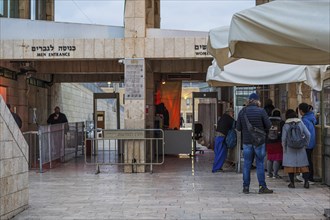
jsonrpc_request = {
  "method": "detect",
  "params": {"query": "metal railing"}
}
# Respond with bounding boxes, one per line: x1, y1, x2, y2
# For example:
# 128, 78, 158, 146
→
85, 129, 165, 173
23, 122, 84, 172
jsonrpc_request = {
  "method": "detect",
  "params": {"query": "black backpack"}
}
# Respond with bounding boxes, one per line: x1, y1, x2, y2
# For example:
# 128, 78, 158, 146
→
286, 122, 308, 149
268, 118, 281, 141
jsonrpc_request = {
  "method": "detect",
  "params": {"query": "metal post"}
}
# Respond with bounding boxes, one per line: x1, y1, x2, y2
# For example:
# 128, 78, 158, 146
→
38, 129, 43, 173
48, 126, 52, 169
75, 122, 78, 157
62, 123, 65, 162
150, 139, 153, 174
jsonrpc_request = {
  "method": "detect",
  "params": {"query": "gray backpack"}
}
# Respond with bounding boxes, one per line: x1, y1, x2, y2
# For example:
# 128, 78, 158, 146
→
286, 122, 308, 149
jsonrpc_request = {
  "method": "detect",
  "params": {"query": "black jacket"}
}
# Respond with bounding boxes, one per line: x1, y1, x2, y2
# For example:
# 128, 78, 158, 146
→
47, 112, 68, 124
236, 104, 271, 144
216, 113, 235, 136
12, 112, 22, 129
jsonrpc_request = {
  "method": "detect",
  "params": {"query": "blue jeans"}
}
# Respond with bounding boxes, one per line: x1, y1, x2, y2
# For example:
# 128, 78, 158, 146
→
243, 144, 267, 188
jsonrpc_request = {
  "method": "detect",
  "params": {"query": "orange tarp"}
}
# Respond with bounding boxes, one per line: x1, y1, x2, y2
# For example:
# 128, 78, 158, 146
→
159, 82, 182, 129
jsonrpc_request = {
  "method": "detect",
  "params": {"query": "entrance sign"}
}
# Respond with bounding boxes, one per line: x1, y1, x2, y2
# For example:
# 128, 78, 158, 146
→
124, 58, 145, 100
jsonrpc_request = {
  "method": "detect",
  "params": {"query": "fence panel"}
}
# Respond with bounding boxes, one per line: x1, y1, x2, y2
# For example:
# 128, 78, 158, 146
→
85, 129, 164, 173
23, 122, 85, 172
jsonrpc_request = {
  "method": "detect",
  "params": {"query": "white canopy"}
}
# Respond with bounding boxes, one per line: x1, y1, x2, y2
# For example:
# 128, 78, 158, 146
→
207, 26, 236, 69
206, 59, 329, 91
228, 1, 330, 65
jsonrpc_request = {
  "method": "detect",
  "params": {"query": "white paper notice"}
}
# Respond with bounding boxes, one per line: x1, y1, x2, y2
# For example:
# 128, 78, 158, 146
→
124, 59, 145, 100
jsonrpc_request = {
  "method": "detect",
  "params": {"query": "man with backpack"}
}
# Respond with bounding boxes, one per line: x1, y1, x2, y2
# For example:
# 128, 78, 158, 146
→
236, 93, 273, 194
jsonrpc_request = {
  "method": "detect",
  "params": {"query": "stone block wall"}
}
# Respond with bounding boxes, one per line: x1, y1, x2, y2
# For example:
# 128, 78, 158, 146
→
0, 96, 29, 219
314, 126, 323, 178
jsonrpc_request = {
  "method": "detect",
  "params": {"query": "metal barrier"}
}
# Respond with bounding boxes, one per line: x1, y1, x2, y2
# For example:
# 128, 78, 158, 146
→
23, 131, 39, 169
85, 129, 164, 173
23, 122, 84, 172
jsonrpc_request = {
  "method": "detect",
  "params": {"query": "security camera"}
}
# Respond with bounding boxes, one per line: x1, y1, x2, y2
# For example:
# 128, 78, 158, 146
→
118, 59, 124, 64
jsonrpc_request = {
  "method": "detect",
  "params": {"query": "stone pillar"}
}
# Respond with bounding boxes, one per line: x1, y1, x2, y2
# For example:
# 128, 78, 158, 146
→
146, 0, 160, 28
287, 82, 313, 112
46, 0, 55, 21
123, 59, 146, 173
17, 77, 28, 131
124, 0, 146, 173
18, 0, 30, 19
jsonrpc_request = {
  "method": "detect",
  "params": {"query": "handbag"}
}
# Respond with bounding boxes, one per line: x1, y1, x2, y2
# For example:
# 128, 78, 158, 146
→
225, 121, 237, 149
243, 111, 266, 147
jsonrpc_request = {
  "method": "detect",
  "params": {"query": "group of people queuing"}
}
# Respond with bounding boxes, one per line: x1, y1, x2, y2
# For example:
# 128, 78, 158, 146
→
212, 93, 317, 194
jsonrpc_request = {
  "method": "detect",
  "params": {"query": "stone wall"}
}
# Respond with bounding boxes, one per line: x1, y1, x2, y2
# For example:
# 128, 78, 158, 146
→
0, 96, 29, 219
314, 126, 323, 178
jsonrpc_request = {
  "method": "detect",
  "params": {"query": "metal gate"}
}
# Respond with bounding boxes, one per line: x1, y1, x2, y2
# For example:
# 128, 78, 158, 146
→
85, 129, 164, 173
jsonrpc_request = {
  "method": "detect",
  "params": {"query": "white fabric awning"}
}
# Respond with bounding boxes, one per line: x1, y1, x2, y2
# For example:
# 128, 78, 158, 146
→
228, 1, 330, 65
206, 59, 329, 91
207, 26, 237, 69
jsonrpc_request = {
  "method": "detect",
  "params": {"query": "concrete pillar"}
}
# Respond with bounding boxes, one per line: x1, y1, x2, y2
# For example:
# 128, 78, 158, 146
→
124, 0, 146, 172
17, 77, 28, 131
287, 82, 313, 113
123, 58, 146, 173
146, 0, 160, 28
46, 0, 54, 21
18, 0, 30, 19
287, 83, 299, 110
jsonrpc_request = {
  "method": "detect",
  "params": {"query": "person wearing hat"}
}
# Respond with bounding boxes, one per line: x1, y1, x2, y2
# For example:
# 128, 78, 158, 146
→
236, 93, 273, 194
212, 108, 235, 173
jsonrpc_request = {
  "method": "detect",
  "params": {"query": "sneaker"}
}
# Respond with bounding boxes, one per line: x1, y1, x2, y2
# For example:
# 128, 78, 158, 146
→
308, 179, 315, 185
296, 174, 304, 182
267, 173, 273, 178
273, 174, 282, 179
304, 181, 310, 189
212, 168, 224, 173
288, 182, 295, 188
259, 186, 273, 194
243, 187, 249, 194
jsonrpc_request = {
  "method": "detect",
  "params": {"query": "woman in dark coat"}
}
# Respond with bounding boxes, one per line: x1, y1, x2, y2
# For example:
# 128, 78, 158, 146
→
281, 109, 310, 189
212, 108, 235, 173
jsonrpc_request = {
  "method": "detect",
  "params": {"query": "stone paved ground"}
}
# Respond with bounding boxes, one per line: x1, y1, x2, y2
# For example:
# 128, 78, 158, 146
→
13, 150, 330, 220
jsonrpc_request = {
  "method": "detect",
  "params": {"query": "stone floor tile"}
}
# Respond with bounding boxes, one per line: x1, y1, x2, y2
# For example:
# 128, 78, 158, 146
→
11, 150, 330, 220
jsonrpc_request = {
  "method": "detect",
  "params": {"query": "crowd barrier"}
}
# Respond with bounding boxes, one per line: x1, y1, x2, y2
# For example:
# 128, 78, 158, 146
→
23, 122, 84, 172
85, 129, 164, 173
